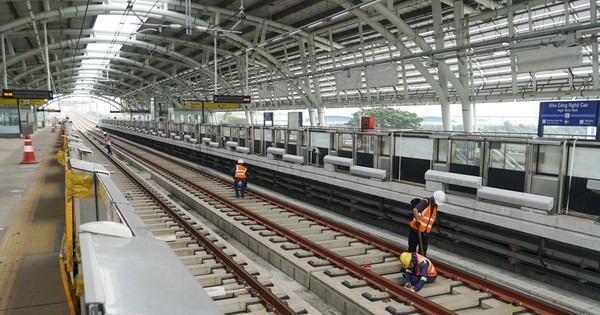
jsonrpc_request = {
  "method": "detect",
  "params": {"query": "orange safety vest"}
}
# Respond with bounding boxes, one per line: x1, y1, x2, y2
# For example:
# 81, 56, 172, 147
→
234, 165, 247, 179
414, 253, 437, 277
409, 198, 437, 234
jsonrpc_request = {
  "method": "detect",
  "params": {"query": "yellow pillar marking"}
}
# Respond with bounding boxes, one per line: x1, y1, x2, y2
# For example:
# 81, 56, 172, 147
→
0, 135, 63, 314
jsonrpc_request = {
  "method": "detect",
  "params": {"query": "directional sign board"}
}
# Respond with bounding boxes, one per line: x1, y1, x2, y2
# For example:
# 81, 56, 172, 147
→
213, 95, 251, 104
183, 101, 241, 109
539, 101, 598, 126
2, 89, 53, 100
36, 107, 61, 112
538, 100, 600, 139
110, 109, 150, 113
0, 99, 45, 106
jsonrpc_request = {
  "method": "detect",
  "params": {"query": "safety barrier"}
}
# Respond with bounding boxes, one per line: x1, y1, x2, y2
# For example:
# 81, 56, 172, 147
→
202, 137, 211, 145
477, 187, 554, 212
424, 170, 482, 191
209, 142, 220, 148
323, 155, 353, 172
236, 146, 250, 154
350, 165, 386, 180
225, 141, 239, 151
267, 147, 285, 160
282, 154, 304, 164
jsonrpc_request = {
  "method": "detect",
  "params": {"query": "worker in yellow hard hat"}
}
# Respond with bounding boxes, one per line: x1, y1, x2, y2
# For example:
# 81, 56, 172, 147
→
400, 252, 437, 293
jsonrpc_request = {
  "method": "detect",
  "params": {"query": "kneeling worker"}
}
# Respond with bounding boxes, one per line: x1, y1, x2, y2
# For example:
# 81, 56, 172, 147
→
400, 252, 437, 293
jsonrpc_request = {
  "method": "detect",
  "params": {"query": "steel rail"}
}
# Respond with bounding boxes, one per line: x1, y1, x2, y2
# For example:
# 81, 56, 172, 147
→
111, 133, 573, 315
112, 141, 454, 315
251, 191, 574, 315
83, 131, 297, 315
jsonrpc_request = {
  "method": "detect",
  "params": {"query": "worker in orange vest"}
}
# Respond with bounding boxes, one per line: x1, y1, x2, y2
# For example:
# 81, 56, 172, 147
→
408, 190, 445, 256
231, 159, 248, 198
400, 252, 437, 293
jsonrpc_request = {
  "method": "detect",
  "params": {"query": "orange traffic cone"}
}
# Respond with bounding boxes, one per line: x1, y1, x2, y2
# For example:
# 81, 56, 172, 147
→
20, 134, 39, 164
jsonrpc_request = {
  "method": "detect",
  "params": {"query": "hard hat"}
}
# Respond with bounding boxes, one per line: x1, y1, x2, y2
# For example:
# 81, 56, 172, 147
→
400, 252, 413, 268
433, 190, 445, 206
103, 132, 106, 135
237, 159, 244, 164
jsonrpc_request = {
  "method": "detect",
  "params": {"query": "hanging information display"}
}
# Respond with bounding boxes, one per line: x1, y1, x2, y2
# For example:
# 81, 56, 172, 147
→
2, 89, 53, 100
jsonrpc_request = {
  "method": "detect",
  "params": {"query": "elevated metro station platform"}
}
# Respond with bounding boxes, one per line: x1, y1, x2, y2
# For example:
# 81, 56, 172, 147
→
0, 128, 68, 315
2, 119, 600, 314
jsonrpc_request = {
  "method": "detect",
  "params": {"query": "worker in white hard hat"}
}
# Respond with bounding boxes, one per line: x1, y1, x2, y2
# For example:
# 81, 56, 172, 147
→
407, 190, 445, 256
399, 252, 437, 293
230, 159, 249, 198
103, 132, 112, 155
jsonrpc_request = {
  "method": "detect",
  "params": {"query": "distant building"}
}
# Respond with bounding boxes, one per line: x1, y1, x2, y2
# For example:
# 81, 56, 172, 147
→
325, 115, 352, 126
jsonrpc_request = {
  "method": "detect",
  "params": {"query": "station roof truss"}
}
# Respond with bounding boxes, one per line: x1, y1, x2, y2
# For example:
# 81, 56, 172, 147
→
0, 0, 598, 111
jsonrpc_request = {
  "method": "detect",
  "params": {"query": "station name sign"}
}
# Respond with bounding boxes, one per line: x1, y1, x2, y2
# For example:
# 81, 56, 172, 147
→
2, 89, 53, 100
538, 100, 600, 140
539, 101, 598, 126
213, 95, 251, 104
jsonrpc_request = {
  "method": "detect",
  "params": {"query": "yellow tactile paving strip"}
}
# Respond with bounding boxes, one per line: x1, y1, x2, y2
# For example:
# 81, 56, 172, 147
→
0, 136, 64, 314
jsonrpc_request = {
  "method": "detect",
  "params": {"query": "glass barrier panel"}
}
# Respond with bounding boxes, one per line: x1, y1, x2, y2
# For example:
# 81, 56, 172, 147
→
310, 132, 330, 148
223, 127, 231, 137
570, 146, 600, 180
339, 133, 353, 150
264, 130, 273, 142
357, 134, 375, 153
437, 139, 448, 163
288, 130, 298, 144
451, 140, 481, 166
395, 136, 432, 159
536, 144, 561, 175
380, 135, 391, 155
489, 142, 526, 171
276, 129, 285, 143
255, 129, 262, 140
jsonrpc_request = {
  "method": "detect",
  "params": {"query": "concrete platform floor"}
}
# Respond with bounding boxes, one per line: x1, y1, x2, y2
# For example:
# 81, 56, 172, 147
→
0, 127, 69, 315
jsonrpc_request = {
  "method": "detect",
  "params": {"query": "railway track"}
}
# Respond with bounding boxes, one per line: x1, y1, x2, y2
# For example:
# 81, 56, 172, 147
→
71, 117, 316, 315
83, 121, 575, 315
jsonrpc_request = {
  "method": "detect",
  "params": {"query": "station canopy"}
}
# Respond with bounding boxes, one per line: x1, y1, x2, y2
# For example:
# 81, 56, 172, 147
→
0, 0, 598, 112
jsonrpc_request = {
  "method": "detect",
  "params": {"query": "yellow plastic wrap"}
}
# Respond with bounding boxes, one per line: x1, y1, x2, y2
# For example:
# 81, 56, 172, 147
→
58, 235, 78, 315
57, 150, 66, 166
74, 274, 84, 297
66, 169, 94, 198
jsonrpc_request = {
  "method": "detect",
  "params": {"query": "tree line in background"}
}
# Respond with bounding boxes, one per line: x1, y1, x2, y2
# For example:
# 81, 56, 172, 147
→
349, 107, 590, 136
222, 107, 591, 137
